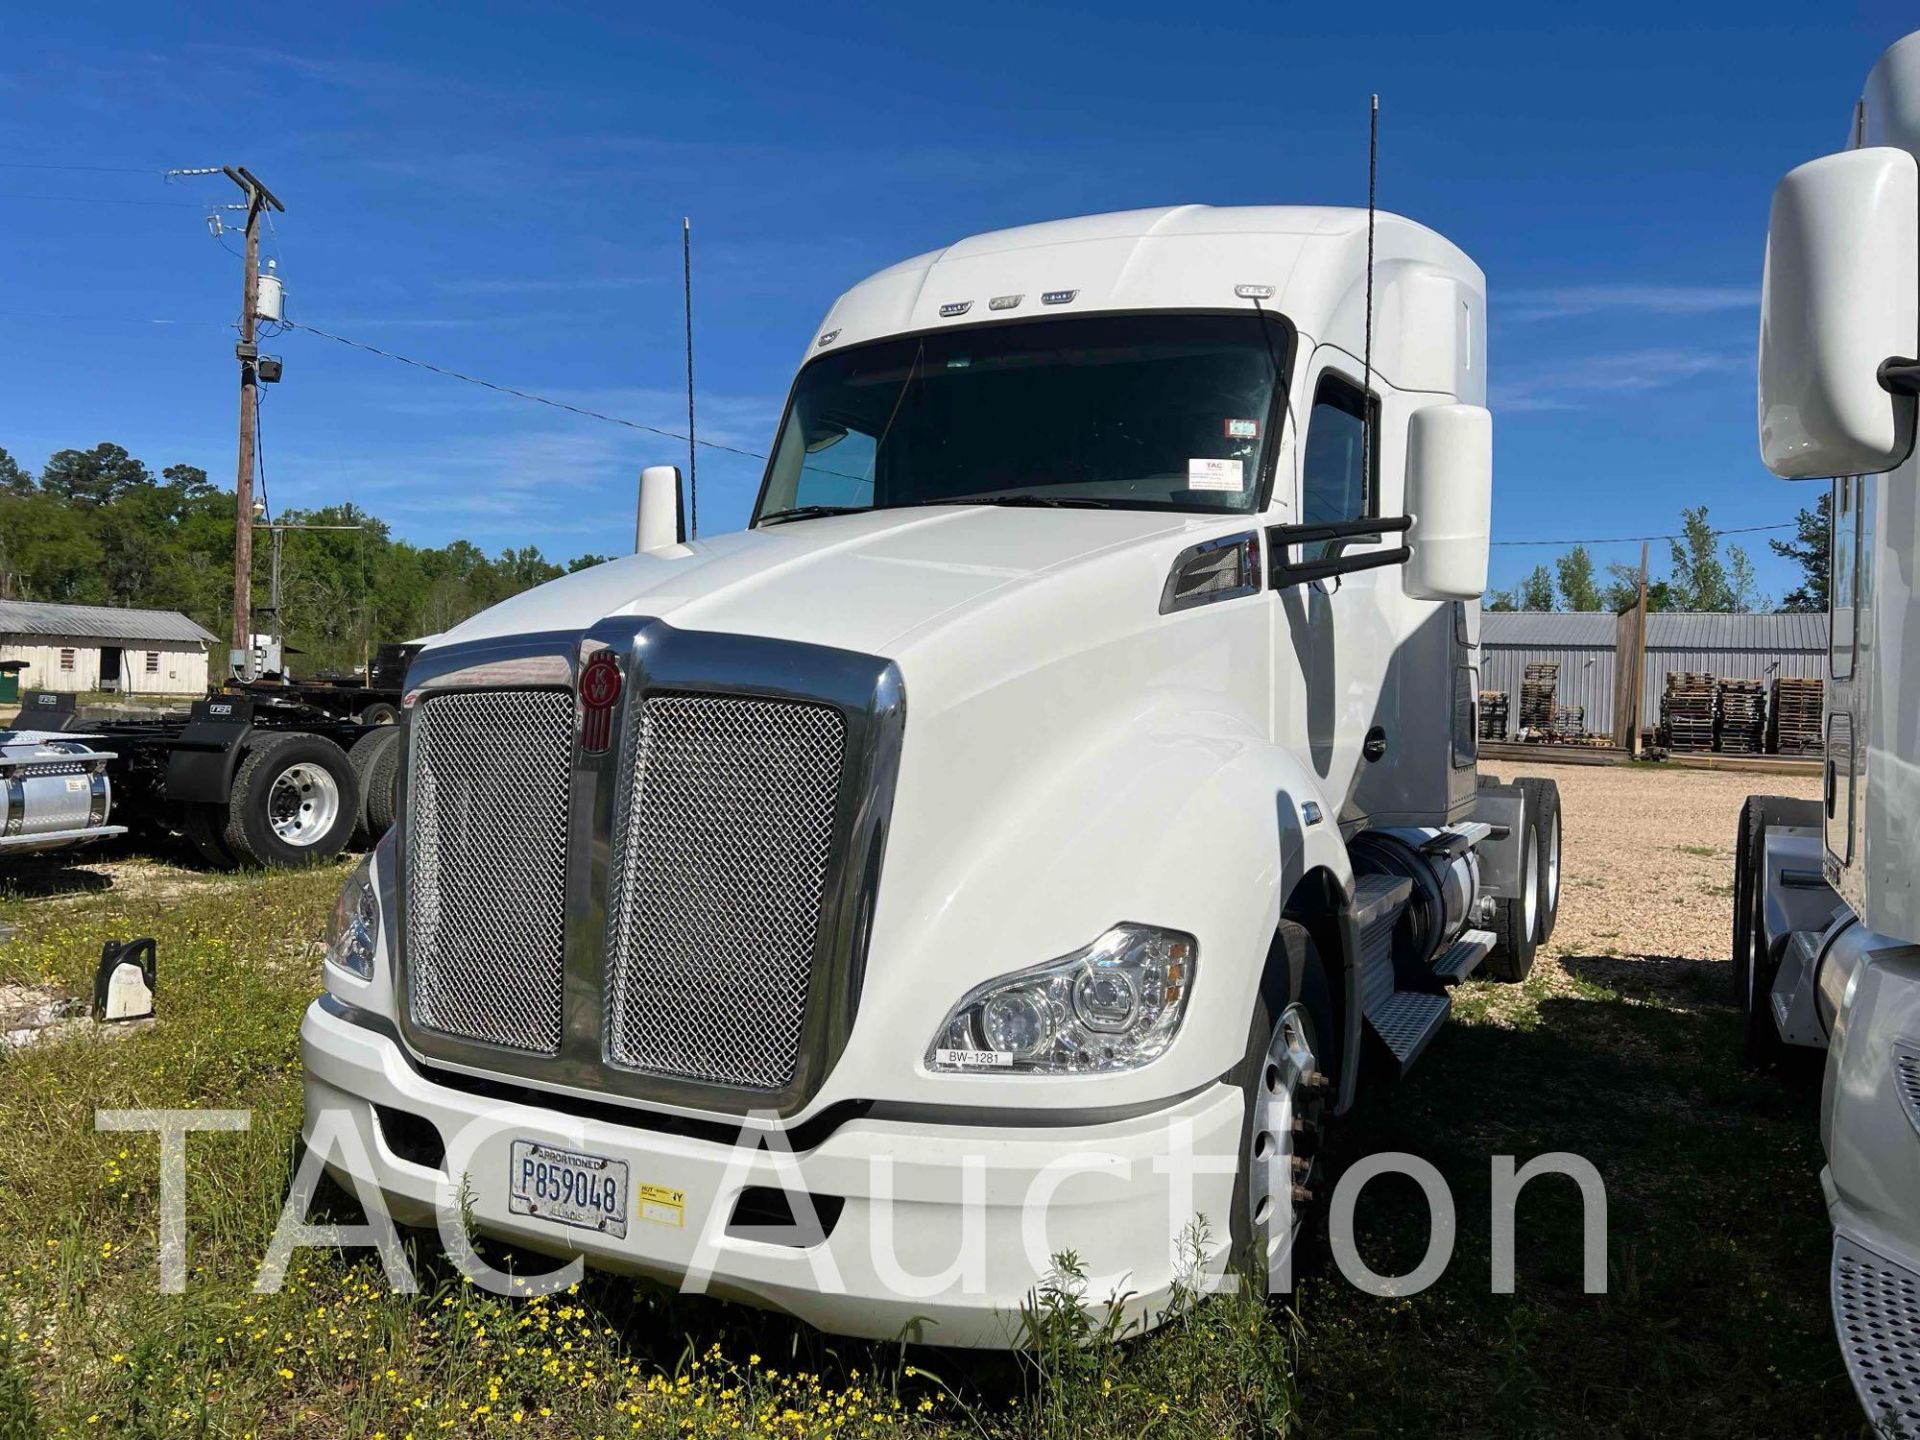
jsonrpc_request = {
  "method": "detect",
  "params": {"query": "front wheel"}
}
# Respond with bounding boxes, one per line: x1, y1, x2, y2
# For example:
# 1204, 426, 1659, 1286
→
1229, 922, 1335, 1296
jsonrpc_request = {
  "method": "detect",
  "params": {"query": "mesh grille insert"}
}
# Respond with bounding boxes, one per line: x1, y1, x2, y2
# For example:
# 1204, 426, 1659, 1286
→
1833, 1236, 1920, 1432
606, 693, 846, 1090
405, 689, 572, 1053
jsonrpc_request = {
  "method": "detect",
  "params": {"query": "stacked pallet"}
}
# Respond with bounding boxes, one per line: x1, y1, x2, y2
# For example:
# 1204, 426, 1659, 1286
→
1519, 662, 1559, 733
1660, 671, 1718, 752
1479, 691, 1510, 742
1769, 676, 1825, 755
1717, 678, 1767, 754
1552, 704, 1587, 739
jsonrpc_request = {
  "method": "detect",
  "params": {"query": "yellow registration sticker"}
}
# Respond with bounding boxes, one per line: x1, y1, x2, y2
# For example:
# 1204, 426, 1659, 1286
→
638, 1182, 685, 1228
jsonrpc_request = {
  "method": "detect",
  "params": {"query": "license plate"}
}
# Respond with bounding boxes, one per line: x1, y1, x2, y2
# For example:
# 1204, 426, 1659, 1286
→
508, 1140, 629, 1239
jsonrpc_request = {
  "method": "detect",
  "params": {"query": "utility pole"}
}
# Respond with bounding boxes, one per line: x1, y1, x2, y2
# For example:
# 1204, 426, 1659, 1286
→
1631, 540, 1651, 756
256, 519, 364, 676
222, 166, 284, 679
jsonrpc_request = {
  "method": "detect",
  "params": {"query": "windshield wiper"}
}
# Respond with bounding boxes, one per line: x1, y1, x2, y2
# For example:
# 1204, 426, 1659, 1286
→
922, 493, 1116, 510
755, 504, 869, 527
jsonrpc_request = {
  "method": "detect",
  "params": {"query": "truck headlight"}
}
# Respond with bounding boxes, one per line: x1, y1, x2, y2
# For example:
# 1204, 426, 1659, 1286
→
926, 924, 1196, 1074
325, 855, 381, 982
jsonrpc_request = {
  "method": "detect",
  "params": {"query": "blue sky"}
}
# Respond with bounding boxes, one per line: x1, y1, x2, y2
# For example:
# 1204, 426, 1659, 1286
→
0, 1, 1910, 600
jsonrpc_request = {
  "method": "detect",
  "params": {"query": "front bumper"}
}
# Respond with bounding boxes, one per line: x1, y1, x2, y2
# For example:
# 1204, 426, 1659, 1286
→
301, 999, 1242, 1347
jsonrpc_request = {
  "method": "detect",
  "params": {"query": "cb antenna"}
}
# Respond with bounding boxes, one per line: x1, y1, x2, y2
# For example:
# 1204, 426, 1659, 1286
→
682, 216, 698, 539
1363, 93, 1378, 490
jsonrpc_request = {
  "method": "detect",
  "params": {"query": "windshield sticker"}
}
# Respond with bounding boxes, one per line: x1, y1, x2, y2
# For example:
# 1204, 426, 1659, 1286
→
1188, 457, 1245, 493
1224, 418, 1259, 440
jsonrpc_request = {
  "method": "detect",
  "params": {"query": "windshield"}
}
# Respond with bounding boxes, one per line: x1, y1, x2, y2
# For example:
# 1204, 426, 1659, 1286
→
753, 311, 1289, 523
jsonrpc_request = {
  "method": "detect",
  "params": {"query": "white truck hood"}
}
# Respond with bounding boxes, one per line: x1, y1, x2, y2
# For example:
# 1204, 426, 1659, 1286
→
433, 505, 1218, 661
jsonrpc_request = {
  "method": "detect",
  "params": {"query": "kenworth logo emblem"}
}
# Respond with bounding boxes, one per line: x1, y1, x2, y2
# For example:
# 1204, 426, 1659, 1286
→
579, 651, 623, 755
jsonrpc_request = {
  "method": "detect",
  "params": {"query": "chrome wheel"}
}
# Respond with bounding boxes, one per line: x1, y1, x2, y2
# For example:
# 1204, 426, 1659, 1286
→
1523, 834, 1540, 943
1546, 810, 1562, 920
267, 762, 342, 847
1248, 1001, 1321, 1290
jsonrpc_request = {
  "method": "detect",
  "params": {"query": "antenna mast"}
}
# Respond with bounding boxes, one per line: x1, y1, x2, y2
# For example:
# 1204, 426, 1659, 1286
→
1363, 94, 1378, 488
682, 216, 698, 539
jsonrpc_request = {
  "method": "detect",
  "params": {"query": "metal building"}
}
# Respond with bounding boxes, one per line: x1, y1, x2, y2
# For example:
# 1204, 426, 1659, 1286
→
1479, 611, 1828, 739
0, 601, 218, 699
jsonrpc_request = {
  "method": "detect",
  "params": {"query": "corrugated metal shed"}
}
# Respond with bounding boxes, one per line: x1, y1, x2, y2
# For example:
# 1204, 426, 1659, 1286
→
1479, 610, 1829, 740
0, 601, 218, 646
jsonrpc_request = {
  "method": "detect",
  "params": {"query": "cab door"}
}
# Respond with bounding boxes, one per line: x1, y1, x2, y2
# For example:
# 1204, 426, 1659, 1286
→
1274, 347, 1401, 815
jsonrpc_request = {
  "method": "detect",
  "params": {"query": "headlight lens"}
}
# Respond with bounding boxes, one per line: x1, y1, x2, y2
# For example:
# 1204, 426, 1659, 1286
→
325, 856, 381, 981
926, 924, 1196, 1074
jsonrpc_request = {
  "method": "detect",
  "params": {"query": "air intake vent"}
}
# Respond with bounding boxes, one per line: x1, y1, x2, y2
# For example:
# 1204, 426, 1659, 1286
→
606, 694, 846, 1090
1896, 1049, 1920, 1138
405, 689, 572, 1053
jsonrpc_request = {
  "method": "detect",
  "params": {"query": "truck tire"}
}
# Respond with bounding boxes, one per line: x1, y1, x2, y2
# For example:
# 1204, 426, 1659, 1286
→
359, 701, 399, 727
346, 728, 399, 843
1484, 812, 1540, 982
179, 801, 238, 870
365, 729, 402, 840
1733, 794, 1821, 1067
1229, 921, 1335, 1294
1516, 777, 1562, 943
221, 731, 360, 869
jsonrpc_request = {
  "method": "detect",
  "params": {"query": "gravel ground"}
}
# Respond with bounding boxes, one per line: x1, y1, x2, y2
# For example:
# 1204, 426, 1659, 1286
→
1482, 759, 1822, 1006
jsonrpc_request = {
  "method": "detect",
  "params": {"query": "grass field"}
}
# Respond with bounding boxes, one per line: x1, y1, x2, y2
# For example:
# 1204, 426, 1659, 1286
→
0, 762, 1865, 1438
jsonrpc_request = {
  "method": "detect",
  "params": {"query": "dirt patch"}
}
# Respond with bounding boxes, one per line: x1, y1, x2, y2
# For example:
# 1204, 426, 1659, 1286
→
0, 982, 84, 1051
1487, 759, 1820, 963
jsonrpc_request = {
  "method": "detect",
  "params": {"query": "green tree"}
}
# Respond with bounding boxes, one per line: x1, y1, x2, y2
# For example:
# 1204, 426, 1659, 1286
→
1662, 505, 1763, 612
1602, 560, 1674, 613
0, 435, 608, 674
37, 442, 152, 507
1486, 564, 1554, 611
1518, 564, 1555, 610
1554, 545, 1603, 611
1770, 489, 1831, 613
0, 448, 32, 495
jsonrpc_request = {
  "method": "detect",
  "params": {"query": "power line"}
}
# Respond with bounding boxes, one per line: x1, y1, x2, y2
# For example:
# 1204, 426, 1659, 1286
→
1491, 522, 1793, 548
0, 161, 162, 175
286, 319, 770, 462
0, 191, 215, 208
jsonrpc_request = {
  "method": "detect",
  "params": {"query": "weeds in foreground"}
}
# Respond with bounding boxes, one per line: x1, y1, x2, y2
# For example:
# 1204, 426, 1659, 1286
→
0, 830, 1860, 1438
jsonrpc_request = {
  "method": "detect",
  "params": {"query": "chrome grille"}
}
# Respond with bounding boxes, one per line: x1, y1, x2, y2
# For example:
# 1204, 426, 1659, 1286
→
606, 693, 846, 1090
405, 689, 572, 1053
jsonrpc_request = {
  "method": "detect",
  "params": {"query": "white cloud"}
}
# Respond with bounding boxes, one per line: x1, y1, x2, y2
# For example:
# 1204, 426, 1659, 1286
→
1493, 347, 1746, 413
1504, 284, 1758, 323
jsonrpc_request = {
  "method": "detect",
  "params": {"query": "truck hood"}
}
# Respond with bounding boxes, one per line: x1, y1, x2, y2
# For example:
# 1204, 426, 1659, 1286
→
434, 505, 1222, 661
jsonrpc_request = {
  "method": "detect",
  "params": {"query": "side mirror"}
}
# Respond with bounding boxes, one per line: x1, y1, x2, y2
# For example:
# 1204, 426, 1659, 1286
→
636, 465, 687, 554
1404, 403, 1491, 602
1759, 147, 1919, 479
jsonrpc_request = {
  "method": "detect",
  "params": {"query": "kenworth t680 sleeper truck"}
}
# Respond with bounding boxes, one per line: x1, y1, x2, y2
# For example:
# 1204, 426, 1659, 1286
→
303, 203, 1563, 1345
1733, 30, 1920, 1432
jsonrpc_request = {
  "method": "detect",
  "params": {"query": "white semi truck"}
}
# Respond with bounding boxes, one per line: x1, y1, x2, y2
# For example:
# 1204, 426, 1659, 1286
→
1734, 30, 1920, 1434
302, 203, 1563, 1345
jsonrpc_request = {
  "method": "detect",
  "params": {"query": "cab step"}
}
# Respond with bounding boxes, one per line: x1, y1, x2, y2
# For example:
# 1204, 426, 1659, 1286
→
1365, 990, 1452, 1073
1349, 871, 1451, 1074
1431, 928, 1497, 985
